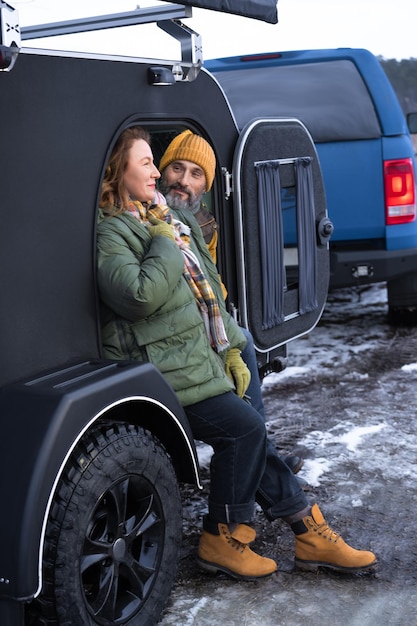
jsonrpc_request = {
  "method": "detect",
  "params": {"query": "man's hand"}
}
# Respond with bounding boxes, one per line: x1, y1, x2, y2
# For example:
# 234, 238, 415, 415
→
225, 348, 251, 398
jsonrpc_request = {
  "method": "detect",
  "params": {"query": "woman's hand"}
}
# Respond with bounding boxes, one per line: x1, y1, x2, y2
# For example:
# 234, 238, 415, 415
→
148, 215, 176, 241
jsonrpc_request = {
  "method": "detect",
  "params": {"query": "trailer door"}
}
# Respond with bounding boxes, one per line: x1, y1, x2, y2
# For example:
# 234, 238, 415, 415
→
232, 118, 332, 358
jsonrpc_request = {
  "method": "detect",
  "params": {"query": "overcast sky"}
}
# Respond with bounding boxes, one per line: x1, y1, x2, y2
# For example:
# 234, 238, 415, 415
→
14, 0, 417, 61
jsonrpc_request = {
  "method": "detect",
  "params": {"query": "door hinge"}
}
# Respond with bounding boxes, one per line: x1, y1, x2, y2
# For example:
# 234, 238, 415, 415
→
222, 167, 232, 200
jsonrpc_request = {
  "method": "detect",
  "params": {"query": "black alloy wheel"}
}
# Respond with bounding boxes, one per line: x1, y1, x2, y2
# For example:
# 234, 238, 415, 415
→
26, 421, 182, 626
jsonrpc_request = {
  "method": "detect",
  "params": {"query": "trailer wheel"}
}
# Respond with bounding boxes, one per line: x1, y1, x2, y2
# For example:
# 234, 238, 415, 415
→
26, 421, 182, 626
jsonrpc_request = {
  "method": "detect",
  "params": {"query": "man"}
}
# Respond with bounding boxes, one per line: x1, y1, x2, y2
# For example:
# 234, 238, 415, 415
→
159, 129, 303, 474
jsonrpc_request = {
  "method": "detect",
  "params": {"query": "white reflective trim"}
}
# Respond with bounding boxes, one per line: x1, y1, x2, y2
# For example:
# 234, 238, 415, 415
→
249, 302, 327, 354
232, 117, 323, 353
35, 395, 201, 597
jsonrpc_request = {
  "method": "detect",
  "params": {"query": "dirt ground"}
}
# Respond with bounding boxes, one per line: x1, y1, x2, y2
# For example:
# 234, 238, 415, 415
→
158, 283, 417, 626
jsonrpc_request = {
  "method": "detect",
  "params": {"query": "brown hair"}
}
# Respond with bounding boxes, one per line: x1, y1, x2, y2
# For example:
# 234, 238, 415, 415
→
100, 126, 151, 215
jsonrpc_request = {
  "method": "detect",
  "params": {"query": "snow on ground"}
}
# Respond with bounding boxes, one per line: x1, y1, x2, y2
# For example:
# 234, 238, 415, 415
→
159, 283, 417, 626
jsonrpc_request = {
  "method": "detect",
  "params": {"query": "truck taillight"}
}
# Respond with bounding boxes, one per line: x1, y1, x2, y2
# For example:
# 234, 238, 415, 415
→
384, 158, 416, 225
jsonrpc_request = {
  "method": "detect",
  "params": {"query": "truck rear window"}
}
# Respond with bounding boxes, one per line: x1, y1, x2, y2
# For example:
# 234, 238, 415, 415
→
214, 60, 381, 143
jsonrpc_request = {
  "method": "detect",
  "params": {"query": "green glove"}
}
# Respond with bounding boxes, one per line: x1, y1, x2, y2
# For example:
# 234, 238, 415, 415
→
148, 215, 175, 241
225, 348, 251, 398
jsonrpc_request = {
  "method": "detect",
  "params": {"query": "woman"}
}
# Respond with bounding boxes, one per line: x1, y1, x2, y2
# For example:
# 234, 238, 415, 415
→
96, 125, 377, 580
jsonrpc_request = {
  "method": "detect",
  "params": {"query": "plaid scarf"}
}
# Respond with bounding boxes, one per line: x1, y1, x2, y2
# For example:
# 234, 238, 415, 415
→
127, 197, 229, 353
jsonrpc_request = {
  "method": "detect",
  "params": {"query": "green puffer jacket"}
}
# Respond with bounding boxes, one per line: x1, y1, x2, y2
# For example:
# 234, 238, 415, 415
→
96, 207, 247, 406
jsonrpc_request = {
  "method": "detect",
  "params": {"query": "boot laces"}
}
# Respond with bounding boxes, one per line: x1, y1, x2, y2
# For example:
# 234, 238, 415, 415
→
225, 533, 247, 553
311, 520, 340, 543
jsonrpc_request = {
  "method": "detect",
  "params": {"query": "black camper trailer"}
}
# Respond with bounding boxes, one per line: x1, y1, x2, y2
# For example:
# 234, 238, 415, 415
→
0, 2, 332, 624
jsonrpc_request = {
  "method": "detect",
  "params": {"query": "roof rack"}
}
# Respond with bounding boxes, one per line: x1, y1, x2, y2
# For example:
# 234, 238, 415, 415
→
1, 2, 203, 80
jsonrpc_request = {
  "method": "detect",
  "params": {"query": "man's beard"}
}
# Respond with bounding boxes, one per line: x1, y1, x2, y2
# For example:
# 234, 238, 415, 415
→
159, 181, 205, 213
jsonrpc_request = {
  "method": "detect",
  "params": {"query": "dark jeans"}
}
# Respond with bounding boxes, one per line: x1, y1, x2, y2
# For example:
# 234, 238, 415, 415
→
185, 391, 308, 527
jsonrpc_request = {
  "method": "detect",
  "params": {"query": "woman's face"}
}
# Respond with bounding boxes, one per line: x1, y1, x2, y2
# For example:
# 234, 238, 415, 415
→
123, 139, 160, 203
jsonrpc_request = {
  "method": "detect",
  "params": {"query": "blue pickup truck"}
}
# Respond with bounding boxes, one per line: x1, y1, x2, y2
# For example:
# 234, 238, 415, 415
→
207, 48, 417, 324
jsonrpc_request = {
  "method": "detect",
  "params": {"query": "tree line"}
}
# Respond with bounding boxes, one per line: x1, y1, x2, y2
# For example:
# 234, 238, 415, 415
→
379, 57, 417, 114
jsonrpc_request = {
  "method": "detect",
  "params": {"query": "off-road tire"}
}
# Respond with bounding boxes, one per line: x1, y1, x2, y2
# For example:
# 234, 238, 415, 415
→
25, 421, 182, 626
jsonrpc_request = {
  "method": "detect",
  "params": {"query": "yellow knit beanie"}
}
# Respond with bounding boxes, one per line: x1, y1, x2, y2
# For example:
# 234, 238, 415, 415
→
159, 129, 216, 191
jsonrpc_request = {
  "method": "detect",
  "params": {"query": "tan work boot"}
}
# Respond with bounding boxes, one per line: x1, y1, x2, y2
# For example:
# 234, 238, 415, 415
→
294, 503, 377, 573
197, 523, 277, 580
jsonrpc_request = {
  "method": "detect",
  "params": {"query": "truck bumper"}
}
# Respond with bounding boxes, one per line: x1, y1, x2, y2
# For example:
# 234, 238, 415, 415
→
329, 246, 417, 289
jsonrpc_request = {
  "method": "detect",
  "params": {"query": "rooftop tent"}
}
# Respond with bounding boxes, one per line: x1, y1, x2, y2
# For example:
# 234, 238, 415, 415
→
179, 0, 278, 23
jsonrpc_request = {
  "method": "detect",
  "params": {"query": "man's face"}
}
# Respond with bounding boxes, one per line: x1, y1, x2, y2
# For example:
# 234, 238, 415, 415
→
159, 159, 207, 211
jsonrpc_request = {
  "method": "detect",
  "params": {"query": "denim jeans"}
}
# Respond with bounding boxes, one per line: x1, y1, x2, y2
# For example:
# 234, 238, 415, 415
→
185, 391, 308, 527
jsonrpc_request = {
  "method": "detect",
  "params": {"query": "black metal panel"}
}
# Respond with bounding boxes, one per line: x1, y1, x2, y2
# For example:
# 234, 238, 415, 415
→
0, 52, 237, 387
0, 360, 198, 600
233, 118, 329, 350
180, 0, 278, 23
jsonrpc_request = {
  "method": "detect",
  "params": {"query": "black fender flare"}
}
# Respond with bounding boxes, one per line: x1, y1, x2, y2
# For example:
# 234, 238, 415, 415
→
0, 360, 201, 604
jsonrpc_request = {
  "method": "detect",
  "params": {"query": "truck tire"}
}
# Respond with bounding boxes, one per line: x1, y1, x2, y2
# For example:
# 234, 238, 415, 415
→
26, 421, 182, 626
387, 273, 417, 326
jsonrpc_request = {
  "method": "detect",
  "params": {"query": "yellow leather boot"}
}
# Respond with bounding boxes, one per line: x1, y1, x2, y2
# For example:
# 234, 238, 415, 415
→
294, 503, 377, 573
197, 523, 277, 579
